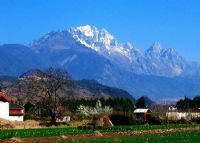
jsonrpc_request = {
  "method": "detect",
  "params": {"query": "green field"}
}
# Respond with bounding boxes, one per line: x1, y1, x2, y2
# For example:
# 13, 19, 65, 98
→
0, 124, 199, 140
59, 130, 200, 143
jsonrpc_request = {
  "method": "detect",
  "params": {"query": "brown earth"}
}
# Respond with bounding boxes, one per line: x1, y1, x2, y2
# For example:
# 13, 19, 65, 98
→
0, 118, 91, 129
0, 118, 43, 129
1, 127, 200, 143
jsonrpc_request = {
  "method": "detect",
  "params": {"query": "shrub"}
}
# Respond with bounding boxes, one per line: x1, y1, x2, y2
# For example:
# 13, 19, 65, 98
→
24, 112, 39, 120
147, 115, 161, 125
177, 118, 191, 124
109, 114, 137, 125
191, 118, 200, 124
71, 114, 87, 121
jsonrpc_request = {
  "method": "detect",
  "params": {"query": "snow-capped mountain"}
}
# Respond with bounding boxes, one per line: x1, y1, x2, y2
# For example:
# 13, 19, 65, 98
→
1, 25, 200, 100
67, 25, 198, 77
28, 25, 200, 78
69, 25, 131, 58
68, 25, 137, 71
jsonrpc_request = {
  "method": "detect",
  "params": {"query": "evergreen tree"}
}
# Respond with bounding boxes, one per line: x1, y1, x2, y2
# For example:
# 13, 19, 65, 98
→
193, 96, 200, 108
176, 97, 194, 110
136, 96, 146, 108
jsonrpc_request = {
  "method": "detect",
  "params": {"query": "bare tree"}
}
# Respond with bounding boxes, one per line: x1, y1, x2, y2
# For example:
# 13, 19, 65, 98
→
23, 67, 74, 125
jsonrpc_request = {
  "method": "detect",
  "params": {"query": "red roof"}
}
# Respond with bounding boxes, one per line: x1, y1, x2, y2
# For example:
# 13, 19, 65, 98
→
9, 109, 24, 116
0, 92, 11, 102
9, 103, 25, 116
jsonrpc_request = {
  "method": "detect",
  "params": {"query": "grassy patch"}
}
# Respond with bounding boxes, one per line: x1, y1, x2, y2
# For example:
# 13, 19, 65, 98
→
0, 127, 92, 140
59, 130, 200, 143
98, 124, 199, 132
0, 124, 199, 140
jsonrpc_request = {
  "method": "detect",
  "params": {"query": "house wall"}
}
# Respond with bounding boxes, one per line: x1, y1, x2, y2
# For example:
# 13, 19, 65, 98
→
0, 101, 9, 120
9, 116, 24, 121
135, 113, 145, 119
166, 112, 200, 120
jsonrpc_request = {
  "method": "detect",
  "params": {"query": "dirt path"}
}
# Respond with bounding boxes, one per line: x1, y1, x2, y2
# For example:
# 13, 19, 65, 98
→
1, 127, 200, 143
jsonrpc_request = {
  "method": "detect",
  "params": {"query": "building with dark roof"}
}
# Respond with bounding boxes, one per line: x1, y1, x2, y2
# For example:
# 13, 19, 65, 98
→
9, 103, 25, 121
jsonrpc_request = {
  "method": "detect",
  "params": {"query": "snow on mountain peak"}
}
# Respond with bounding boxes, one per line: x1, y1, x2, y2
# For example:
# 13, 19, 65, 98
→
76, 25, 97, 37
151, 42, 162, 53
69, 25, 115, 45
69, 25, 133, 60
146, 42, 164, 57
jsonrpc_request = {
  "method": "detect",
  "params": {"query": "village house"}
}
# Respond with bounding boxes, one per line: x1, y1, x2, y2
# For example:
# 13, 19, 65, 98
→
166, 106, 200, 120
168, 105, 178, 111
0, 91, 24, 121
134, 108, 152, 121
9, 103, 25, 121
0, 92, 11, 120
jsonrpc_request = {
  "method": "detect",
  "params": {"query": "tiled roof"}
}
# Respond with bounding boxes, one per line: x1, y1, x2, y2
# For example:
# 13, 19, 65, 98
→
0, 92, 11, 102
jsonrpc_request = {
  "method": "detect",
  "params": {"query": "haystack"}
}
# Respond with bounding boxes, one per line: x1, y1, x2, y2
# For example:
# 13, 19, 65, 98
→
92, 115, 113, 127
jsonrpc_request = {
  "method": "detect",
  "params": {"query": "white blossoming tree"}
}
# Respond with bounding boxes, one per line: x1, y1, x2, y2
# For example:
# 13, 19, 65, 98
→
77, 100, 113, 116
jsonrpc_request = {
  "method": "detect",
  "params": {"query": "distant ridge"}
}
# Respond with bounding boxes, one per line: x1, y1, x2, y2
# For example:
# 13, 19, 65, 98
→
76, 80, 134, 100
19, 69, 46, 79
1, 69, 135, 100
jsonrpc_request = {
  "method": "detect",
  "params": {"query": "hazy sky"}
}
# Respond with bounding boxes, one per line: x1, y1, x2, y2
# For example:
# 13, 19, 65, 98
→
0, 0, 200, 61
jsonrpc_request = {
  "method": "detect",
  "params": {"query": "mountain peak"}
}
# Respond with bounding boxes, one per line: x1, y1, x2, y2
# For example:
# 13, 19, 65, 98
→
76, 25, 97, 37
146, 42, 163, 55
69, 25, 122, 55
70, 25, 114, 42
151, 42, 162, 52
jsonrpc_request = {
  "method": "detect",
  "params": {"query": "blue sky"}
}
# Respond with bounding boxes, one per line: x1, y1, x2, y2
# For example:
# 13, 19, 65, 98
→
0, 0, 200, 61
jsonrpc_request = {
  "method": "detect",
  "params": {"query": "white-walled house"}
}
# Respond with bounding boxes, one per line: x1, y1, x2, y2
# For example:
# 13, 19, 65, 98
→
166, 111, 200, 120
0, 92, 24, 121
0, 101, 9, 120
0, 92, 11, 120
